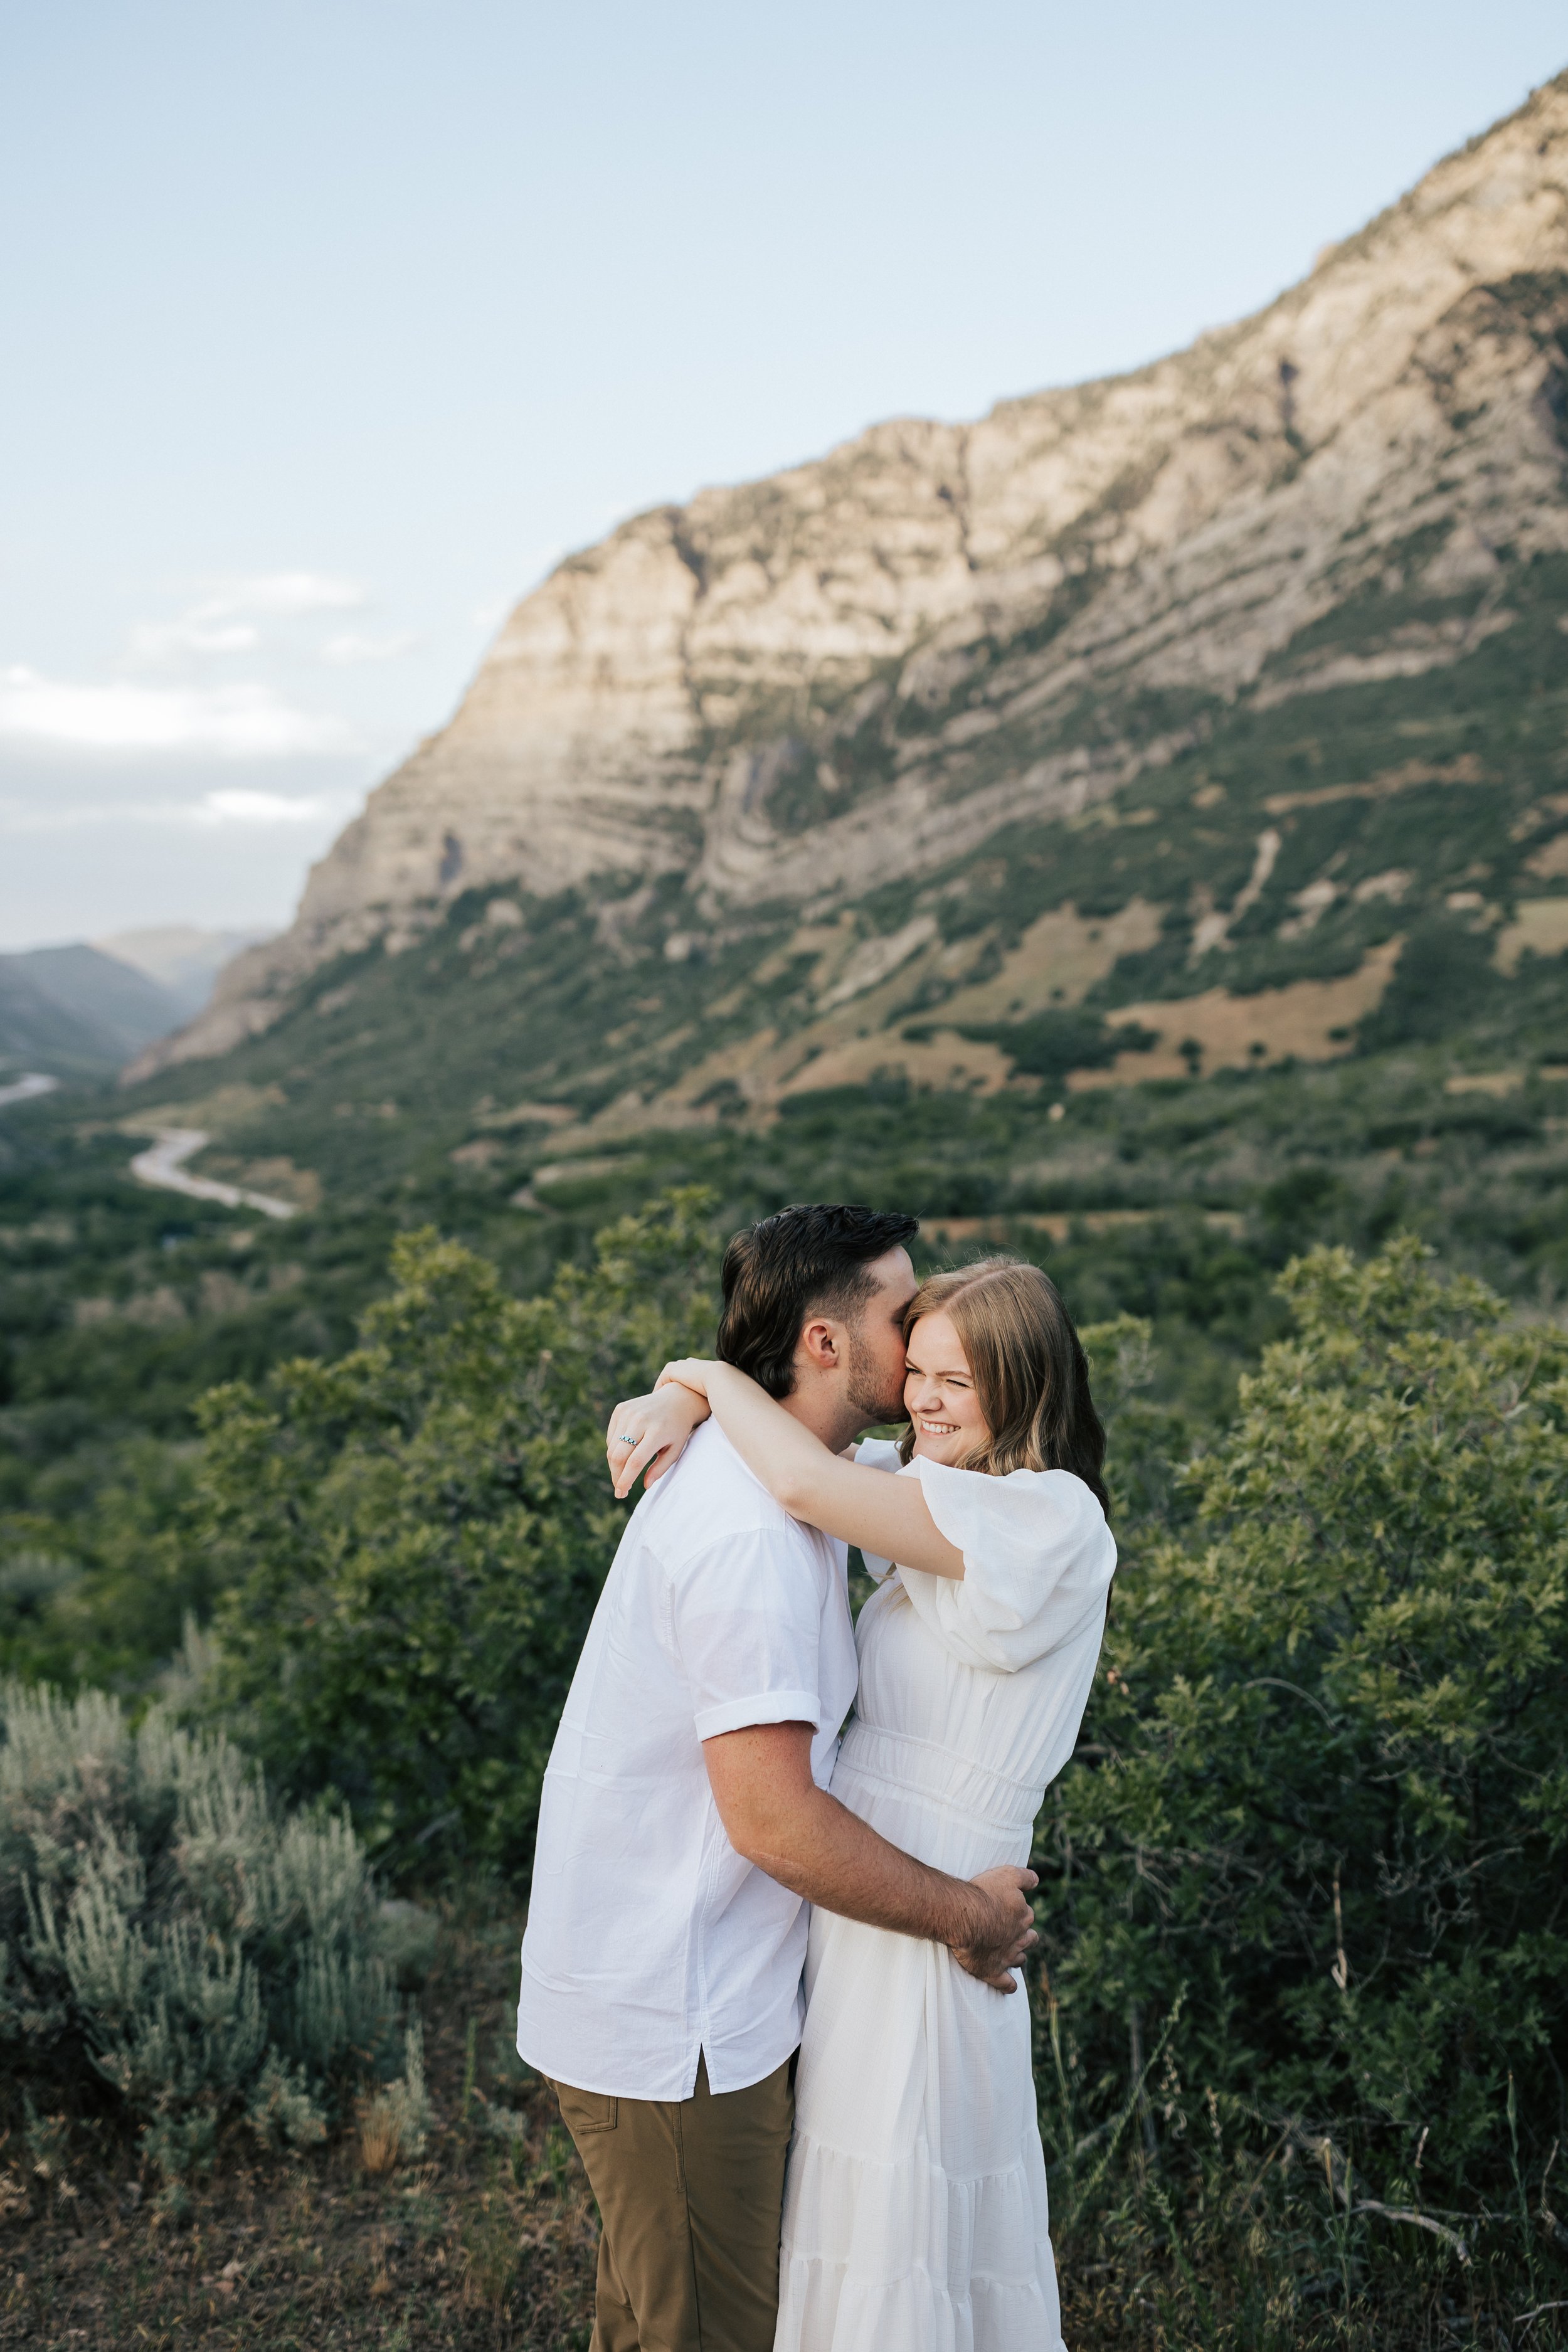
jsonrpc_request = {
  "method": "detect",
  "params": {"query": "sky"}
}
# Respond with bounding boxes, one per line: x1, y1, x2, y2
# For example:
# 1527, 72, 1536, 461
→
3, 3, 1565, 952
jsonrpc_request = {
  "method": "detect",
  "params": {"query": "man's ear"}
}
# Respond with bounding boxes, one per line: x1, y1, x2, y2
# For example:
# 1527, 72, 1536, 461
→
796, 1315, 842, 1373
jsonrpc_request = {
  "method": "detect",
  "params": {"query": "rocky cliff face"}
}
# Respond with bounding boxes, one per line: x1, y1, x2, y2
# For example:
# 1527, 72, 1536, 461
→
134, 72, 1568, 1080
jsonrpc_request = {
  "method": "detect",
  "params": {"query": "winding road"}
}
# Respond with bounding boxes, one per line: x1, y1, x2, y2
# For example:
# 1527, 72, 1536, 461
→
0, 1072, 61, 1109
128, 1128, 299, 1221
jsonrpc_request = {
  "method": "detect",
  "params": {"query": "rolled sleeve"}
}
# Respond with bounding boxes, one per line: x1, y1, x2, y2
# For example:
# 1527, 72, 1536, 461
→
693, 1688, 824, 1741
672, 1526, 825, 1743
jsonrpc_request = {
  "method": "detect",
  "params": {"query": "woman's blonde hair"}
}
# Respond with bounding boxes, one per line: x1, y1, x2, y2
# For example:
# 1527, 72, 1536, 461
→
899, 1257, 1109, 1512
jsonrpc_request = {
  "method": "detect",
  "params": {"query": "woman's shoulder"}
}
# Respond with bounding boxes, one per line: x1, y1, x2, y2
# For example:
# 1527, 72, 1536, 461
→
853, 1435, 906, 1475
919, 1456, 1104, 1519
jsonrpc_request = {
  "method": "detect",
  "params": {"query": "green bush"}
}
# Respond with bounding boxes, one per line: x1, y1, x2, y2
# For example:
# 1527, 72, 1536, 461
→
0, 1679, 430, 2184
193, 1191, 719, 1883
1359, 914, 1502, 1049
1039, 1237, 1568, 2231
952, 1007, 1160, 1080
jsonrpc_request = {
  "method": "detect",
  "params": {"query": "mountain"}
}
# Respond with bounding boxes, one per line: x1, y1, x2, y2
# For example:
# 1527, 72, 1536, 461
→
0, 945, 186, 1074
121, 75, 1568, 1196
0, 930, 267, 1083
95, 927, 269, 1024
0, 958, 123, 1075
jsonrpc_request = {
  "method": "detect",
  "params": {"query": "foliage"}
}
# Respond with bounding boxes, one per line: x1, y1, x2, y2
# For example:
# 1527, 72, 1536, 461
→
8, 948, 1568, 1705
0, 1915, 604, 2347
1038, 1237, 1568, 2237
193, 1191, 721, 1883
95, 547, 1568, 1196
1359, 914, 1503, 1050
952, 1008, 1160, 1080
0, 1678, 430, 2186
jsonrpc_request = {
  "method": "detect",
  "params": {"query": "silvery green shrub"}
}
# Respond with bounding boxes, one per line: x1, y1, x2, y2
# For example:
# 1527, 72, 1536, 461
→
0, 1680, 427, 2178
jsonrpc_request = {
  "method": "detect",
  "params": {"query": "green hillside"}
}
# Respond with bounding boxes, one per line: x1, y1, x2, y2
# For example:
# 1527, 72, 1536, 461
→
0, 943, 185, 1076
107, 538, 1568, 1189
5, 526, 1568, 1689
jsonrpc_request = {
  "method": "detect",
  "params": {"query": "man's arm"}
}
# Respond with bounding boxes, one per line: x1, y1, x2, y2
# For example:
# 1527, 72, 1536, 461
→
704, 1722, 1037, 1992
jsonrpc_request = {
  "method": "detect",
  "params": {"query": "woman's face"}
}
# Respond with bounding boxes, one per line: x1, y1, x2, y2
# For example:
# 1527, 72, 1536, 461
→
903, 1310, 992, 1465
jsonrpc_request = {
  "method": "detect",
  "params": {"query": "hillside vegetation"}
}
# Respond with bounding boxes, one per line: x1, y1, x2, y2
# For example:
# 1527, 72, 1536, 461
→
3, 1205, 1564, 2348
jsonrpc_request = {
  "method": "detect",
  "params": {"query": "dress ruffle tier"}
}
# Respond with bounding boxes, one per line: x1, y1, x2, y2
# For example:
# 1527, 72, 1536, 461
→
778, 2124, 1057, 2352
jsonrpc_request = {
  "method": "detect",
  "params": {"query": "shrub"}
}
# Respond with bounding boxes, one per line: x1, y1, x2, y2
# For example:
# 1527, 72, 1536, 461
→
1359, 914, 1501, 1049
193, 1190, 720, 1883
955, 1007, 1160, 1080
0, 1679, 426, 2182
1039, 1237, 1568, 2229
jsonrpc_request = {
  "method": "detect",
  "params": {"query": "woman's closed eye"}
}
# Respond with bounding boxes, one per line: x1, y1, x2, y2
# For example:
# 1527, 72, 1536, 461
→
902, 1310, 991, 1465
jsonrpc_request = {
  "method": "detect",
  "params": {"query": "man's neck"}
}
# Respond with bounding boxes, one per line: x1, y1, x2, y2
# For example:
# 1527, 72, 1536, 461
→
778, 1381, 862, 1457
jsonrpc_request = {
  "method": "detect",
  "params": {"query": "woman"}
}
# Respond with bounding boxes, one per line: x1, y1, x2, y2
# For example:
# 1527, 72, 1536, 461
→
609, 1258, 1115, 2352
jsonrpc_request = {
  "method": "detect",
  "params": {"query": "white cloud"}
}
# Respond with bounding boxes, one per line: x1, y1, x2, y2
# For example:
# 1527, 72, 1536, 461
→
127, 618, 262, 662
319, 628, 418, 665
0, 784, 356, 834
0, 666, 356, 758
199, 571, 365, 619
193, 788, 339, 825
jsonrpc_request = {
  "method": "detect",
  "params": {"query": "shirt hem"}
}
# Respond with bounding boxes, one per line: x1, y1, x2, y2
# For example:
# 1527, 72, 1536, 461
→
517, 2018, 804, 2104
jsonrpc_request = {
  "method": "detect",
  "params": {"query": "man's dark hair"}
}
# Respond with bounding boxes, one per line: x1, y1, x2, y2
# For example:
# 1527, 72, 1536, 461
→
716, 1204, 920, 1399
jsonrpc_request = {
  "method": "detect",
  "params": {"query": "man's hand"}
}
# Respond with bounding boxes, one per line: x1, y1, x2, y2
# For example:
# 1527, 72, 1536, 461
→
951, 1865, 1039, 1993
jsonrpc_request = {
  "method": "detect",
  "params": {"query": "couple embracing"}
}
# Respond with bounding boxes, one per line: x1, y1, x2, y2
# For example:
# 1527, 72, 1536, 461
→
516, 1204, 1116, 2352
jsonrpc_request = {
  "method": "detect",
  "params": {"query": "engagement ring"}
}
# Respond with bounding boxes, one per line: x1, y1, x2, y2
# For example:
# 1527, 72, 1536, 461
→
615, 1432, 640, 1447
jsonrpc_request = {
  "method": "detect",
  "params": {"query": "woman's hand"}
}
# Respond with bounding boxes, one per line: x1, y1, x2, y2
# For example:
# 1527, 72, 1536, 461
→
606, 1383, 710, 1499
655, 1358, 713, 1400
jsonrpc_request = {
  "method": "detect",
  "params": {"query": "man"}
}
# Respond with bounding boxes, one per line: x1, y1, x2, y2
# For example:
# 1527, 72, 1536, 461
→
516, 1204, 1037, 2352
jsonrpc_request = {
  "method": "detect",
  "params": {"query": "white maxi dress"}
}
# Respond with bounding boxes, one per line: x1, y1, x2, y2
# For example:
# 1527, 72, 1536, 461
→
774, 1443, 1116, 2352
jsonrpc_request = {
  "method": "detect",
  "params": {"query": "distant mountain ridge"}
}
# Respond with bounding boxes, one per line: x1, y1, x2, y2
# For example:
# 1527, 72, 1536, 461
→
96, 928, 267, 1024
0, 930, 264, 1078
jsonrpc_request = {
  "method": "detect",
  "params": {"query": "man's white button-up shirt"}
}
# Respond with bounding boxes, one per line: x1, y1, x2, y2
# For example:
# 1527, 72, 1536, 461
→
517, 1419, 859, 2100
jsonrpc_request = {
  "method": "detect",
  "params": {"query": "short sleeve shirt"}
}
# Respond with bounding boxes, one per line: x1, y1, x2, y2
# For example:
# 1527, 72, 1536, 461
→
516, 1420, 859, 2099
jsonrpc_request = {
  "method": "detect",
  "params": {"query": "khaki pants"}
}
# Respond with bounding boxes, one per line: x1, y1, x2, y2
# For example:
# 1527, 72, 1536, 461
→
550, 2053, 794, 2352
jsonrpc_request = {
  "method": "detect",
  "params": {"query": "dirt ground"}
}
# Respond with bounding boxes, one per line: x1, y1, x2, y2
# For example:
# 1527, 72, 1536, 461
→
1, 1923, 599, 2351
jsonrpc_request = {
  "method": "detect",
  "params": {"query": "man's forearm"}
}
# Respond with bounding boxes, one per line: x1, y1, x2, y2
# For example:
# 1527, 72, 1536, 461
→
741, 1781, 984, 1949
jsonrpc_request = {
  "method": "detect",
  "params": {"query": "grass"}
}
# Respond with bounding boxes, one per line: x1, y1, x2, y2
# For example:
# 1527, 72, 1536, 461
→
1034, 1971, 1568, 2352
0, 1906, 599, 2352
6, 1913, 1559, 2351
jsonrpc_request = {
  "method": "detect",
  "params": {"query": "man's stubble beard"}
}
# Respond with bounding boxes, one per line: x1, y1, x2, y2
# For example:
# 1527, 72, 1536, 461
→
845, 1327, 908, 1435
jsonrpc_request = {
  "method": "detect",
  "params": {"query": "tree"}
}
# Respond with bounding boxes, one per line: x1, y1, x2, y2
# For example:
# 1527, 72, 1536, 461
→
194, 1192, 719, 1883
1041, 1237, 1568, 2208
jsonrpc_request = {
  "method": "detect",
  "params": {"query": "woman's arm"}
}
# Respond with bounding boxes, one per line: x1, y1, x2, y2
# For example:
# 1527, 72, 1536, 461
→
644, 1359, 967, 1581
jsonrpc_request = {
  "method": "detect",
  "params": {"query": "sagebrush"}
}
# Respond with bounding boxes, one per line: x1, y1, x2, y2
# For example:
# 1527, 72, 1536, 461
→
0, 1680, 432, 2183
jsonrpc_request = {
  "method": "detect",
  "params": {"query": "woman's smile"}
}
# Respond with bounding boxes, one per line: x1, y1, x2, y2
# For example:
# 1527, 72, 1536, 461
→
904, 1308, 993, 1464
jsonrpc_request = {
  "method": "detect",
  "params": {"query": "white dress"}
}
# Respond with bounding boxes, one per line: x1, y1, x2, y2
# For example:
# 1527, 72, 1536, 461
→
774, 1443, 1116, 2352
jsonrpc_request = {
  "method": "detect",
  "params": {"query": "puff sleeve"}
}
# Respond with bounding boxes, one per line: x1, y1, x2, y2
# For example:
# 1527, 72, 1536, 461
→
897, 1459, 1115, 1672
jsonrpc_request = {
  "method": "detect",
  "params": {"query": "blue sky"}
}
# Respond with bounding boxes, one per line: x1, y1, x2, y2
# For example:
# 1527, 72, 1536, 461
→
3, 2, 1564, 949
